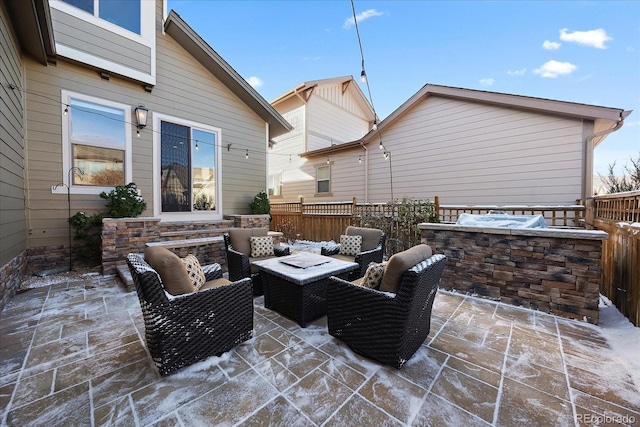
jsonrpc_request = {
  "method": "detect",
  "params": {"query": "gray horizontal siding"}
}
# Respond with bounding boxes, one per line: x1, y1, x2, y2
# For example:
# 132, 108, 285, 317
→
51, 8, 151, 75
1, 3, 27, 266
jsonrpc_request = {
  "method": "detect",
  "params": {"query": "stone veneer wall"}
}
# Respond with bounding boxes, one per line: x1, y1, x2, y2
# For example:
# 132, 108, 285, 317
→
0, 251, 28, 313
419, 223, 608, 324
101, 215, 271, 275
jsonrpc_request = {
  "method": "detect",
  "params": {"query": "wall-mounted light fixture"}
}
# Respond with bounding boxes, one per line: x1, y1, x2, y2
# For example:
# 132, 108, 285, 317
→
134, 104, 148, 137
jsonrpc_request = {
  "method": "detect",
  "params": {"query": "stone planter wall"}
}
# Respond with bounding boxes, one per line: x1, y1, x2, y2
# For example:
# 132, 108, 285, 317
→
101, 215, 273, 275
419, 223, 607, 324
0, 251, 28, 313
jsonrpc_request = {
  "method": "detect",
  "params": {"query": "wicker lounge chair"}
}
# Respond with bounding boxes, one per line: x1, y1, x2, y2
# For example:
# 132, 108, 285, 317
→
224, 228, 290, 296
127, 251, 253, 376
321, 226, 386, 280
327, 245, 446, 368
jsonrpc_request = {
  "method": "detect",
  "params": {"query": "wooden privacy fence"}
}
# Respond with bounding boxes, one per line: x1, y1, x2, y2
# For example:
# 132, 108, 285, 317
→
270, 197, 438, 254
270, 197, 583, 255
587, 191, 640, 326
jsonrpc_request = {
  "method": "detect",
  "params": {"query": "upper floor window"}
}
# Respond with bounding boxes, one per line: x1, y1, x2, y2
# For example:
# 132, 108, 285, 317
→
316, 165, 331, 194
60, 0, 141, 34
58, 91, 132, 194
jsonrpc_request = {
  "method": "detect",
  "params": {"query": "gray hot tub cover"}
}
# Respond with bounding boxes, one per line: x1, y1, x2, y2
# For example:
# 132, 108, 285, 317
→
456, 213, 548, 228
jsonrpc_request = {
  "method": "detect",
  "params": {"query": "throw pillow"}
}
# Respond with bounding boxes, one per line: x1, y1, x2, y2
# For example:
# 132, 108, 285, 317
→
250, 235, 274, 258
144, 246, 195, 295
360, 262, 386, 289
181, 254, 206, 291
339, 234, 362, 257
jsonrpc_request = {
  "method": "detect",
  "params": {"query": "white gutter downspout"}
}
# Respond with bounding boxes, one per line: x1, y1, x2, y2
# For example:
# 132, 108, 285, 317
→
362, 143, 369, 203
585, 113, 625, 201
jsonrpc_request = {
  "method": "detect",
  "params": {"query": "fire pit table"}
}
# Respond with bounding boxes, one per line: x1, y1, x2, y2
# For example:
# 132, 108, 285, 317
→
252, 253, 358, 327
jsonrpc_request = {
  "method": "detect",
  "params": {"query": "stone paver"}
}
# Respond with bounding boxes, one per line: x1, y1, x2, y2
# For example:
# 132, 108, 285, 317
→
0, 276, 639, 426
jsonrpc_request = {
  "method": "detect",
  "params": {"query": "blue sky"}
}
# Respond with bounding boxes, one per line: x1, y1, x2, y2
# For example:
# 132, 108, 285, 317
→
168, 0, 640, 176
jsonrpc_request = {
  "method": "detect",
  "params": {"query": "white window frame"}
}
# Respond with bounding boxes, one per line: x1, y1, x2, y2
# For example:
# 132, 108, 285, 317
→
153, 112, 223, 221
316, 164, 332, 195
53, 90, 132, 195
268, 172, 283, 197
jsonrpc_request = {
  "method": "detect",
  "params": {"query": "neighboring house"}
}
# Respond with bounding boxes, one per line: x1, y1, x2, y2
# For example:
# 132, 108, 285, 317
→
296, 84, 631, 206
268, 76, 376, 200
0, 0, 290, 307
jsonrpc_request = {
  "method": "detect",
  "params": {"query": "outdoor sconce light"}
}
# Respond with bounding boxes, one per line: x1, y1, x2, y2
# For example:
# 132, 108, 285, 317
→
135, 104, 148, 137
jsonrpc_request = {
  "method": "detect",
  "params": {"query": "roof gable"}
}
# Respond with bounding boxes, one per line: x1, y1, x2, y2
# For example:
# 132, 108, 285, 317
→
271, 75, 376, 122
164, 10, 291, 138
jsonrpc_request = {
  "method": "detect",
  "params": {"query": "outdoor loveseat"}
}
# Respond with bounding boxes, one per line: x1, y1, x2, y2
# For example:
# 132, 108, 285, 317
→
224, 228, 290, 295
127, 248, 253, 376
327, 244, 446, 368
321, 226, 386, 280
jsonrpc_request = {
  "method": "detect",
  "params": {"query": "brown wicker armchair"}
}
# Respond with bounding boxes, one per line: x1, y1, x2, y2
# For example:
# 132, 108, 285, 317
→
224, 228, 290, 296
127, 253, 253, 376
321, 226, 386, 280
327, 246, 446, 368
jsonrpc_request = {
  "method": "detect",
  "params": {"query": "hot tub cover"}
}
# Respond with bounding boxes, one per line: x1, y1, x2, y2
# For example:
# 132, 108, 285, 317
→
456, 213, 548, 228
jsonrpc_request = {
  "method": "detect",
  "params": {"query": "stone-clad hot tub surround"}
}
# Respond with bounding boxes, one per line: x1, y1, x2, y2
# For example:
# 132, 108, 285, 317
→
419, 223, 608, 324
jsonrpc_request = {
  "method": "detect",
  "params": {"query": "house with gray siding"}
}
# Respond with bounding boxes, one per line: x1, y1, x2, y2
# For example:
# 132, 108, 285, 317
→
297, 84, 631, 206
0, 0, 291, 310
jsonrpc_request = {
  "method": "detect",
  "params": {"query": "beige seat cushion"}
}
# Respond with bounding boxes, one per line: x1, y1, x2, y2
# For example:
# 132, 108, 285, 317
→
379, 244, 433, 293
144, 246, 195, 295
228, 228, 269, 255
200, 277, 233, 290
346, 226, 383, 252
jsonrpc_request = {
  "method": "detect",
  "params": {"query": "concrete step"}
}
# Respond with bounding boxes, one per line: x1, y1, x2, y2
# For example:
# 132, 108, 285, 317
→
117, 264, 134, 292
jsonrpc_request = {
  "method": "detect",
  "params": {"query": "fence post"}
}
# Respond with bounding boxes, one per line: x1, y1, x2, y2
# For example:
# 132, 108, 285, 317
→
434, 195, 440, 222
585, 197, 595, 230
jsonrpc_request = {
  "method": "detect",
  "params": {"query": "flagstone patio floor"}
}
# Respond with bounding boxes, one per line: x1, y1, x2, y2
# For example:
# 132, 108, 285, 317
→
1, 275, 639, 426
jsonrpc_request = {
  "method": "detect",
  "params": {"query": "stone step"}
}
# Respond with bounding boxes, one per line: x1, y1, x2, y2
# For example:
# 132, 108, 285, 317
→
116, 264, 134, 292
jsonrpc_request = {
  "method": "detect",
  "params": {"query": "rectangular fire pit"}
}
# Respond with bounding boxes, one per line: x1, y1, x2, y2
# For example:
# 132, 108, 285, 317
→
419, 222, 608, 324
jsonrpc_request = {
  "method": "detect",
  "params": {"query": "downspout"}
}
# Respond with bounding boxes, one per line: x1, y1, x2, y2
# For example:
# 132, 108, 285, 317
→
585, 113, 625, 201
362, 143, 369, 203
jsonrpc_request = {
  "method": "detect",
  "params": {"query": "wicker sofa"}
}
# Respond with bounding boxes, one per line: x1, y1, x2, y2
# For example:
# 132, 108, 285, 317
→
224, 228, 290, 296
321, 226, 386, 280
327, 245, 446, 368
127, 251, 253, 376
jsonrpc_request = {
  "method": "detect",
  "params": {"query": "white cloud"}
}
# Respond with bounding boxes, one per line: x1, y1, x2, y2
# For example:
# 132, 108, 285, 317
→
479, 78, 494, 86
247, 76, 263, 88
559, 28, 612, 49
533, 60, 577, 78
543, 40, 561, 50
507, 68, 527, 76
343, 9, 384, 29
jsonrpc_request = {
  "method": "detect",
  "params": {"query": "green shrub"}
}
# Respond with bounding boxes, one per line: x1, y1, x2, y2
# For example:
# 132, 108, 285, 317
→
68, 211, 103, 264
100, 182, 146, 218
249, 191, 271, 214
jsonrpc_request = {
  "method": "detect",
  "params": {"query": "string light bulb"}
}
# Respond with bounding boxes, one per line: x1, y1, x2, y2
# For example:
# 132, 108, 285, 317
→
245, 149, 249, 159
326, 157, 330, 165
360, 69, 366, 84
379, 140, 383, 150
63, 105, 69, 116
372, 120, 377, 131
195, 142, 199, 150
383, 150, 389, 160
136, 129, 140, 137
358, 155, 362, 163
